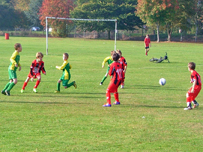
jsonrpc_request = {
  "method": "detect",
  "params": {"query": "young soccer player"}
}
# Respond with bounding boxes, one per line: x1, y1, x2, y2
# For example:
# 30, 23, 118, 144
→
184, 62, 201, 110
144, 34, 151, 56
100, 50, 115, 85
116, 50, 127, 89
21, 52, 46, 93
103, 53, 124, 107
55, 53, 77, 93
1, 43, 22, 96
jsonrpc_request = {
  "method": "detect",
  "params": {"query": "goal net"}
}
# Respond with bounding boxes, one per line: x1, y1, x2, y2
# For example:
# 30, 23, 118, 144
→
45, 17, 117, 55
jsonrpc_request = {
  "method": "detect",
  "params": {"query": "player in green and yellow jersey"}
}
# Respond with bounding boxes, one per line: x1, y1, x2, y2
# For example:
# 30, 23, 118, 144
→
54, 53, 77, 93
100, 50, 115, 85
1, 43, 22, 96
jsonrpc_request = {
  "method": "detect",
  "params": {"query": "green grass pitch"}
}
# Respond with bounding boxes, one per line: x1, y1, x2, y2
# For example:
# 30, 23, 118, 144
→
0, 36, 203, 151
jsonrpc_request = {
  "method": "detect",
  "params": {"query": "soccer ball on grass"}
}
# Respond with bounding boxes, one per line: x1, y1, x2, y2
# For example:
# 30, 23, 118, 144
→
159, 78, 166, 86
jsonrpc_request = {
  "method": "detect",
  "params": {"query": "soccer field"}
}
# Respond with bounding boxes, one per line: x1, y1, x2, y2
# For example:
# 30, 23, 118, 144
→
0, 36, 203, 151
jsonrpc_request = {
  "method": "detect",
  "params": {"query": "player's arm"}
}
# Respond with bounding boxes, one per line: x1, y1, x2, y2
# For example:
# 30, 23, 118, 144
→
41, 62, 46, 75
191, 79, 197, 93
56, 61, 67, 70
30, 62, 35, 76
10, 52, 18, 67
69, 64, 72, 69
102, 57, 111, 68
108, 65, 115, 76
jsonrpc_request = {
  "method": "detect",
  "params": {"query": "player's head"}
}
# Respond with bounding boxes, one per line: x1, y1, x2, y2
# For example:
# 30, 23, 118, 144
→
36, 52, 43, 61
63, 53, 69, 60
116, 50, 122, 57
112, 53, 120, 61
146, 34, 149, 38
110, 50, 116, 56
188, 62, 196, 70
14, 43, 22, 52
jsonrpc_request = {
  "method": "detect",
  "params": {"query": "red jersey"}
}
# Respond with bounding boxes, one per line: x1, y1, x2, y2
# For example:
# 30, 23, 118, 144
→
144, 37, 151, 47
119, 56, 127, 70
109, 61, 124, 85
191, 70, 201, 88
30, 60, 46, 76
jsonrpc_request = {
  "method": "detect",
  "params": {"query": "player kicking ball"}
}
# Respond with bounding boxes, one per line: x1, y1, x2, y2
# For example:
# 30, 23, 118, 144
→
54, 53, 77, 93
21, 52, 46, 93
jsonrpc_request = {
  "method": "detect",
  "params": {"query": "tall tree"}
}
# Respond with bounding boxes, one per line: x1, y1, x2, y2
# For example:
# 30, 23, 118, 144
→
39, 0, 74, 37
24, 0, 43, 27
137, 0, 181, 42
71, 0, 143, 39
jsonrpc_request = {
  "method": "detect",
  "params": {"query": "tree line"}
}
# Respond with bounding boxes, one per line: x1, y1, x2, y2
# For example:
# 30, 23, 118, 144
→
0, 0, 203, 41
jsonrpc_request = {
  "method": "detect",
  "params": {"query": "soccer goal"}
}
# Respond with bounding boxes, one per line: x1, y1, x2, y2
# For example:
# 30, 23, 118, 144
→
45, 17, 117, 55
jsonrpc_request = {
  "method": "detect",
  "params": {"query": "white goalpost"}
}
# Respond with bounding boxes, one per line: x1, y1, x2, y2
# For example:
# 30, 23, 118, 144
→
45, 17, 117, 55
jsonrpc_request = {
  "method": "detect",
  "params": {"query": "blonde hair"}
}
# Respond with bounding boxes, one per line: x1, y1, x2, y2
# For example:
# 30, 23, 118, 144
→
110, 50, 116, 56
36, 52, 43, 58
116, 49, 122, 56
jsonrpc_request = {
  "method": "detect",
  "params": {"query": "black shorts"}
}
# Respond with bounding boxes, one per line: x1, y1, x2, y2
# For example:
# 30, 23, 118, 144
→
145, 46, 149, 49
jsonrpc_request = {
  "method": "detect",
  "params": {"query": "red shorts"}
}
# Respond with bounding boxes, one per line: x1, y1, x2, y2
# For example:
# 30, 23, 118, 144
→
28, 73, 41, 79
106, 80, 121, 93
187, 86, 201, 102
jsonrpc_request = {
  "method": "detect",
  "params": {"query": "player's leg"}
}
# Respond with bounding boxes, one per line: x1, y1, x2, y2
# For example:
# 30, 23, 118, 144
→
121, 73, 125, 89
2, 82, 11, 95
100, 67, 110, 85
113, 81, 121, 105
21, 76, 31, 93
33, 74, 41, 93
103, 82, 116, 107
192, 87, 201, 108
145, 47, 148, 56
2, 70, 14, 95
185, 88, 193, 110
5, 70, 17, 96
55, 79, 62, 93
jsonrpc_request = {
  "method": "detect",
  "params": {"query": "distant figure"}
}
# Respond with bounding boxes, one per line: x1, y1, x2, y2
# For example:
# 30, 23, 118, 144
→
144, 34, 151, 56
184, 62, 201, 110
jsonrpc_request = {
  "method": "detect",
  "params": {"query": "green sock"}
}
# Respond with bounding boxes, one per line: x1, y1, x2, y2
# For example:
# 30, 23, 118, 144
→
66, 81, 74, 88
3, 82, 10, 91
57, 83, 60, 91
6, 82, 15, 91
101, 76, 107, 83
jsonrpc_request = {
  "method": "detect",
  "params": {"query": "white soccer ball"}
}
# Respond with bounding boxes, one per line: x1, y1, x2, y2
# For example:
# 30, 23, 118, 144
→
159, 78, 166, 86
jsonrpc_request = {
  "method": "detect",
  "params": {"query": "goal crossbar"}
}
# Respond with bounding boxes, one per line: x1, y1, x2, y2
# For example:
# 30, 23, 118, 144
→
46, 17, 117, 55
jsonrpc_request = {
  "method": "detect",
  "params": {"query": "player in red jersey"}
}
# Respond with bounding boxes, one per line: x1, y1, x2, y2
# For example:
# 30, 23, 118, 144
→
184, 62, 201, 110
103, 53, 124, 107
116, 50, 127, 89
21, 52, 46, 93
144, 34, 151, 56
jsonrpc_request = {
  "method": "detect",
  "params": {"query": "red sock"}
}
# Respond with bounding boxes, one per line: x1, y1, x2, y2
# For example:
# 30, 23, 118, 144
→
114, 92, 119, 102
22, 82, 28, 90
34, 80, 40, 89
106, 91, 111, 104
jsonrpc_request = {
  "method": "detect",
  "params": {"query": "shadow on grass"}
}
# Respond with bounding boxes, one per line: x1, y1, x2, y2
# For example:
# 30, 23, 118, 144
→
122, 103, 184, 109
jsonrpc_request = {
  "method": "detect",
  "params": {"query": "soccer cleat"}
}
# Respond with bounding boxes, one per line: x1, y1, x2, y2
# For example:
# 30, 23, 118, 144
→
33, 88, 38, 93
1, 90, 6, 95
193, 103, 199, 108
100, 82, 103, 85
184, 107, 192, 110
21, 89, 24, 93
113, 101, 120, 105
54, 90, 60, 93
103, 103, 111, 107
5, 90, 10, 96
73, 81, 77, 89
121, 85, 124, 89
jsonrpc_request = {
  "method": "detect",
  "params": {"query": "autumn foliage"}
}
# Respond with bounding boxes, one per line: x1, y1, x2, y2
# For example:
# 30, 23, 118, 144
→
39, 0, 74, 36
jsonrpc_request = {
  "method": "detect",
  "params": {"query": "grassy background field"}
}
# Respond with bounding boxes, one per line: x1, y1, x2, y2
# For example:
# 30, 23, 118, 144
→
0, 36, 203, 151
